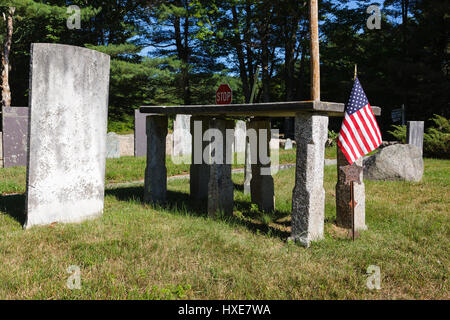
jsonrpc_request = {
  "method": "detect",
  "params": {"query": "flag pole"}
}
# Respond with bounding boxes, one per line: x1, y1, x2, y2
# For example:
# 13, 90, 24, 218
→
309, 0, 320, 101
354, 64, 357, 80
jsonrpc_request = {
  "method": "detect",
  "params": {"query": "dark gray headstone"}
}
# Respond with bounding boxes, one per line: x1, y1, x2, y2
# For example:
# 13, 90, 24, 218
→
407, 121, 424, 155
2, 106, 29, 168
134, 109, 148, 157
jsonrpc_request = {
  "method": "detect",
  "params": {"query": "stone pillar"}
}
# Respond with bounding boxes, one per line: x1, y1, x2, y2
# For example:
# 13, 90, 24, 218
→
291, 113, 328, 247
243, 131, 252, 195
190, 116, 210, 200
247, 119, 275, 212
207, 118, 234, 217
144, 115, 168, 204
335, 147, 367, 231
407, 121, 424, 156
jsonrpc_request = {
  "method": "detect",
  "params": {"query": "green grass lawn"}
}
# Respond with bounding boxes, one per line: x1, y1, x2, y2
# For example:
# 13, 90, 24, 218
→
0, 152, 448, 299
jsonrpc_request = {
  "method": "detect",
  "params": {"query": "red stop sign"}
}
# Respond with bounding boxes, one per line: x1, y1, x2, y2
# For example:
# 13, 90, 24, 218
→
216, 84, 232, 105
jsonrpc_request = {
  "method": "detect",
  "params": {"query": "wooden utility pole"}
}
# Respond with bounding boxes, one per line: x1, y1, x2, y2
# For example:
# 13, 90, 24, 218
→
1, 7, 15, 109
309, 0, 320, 101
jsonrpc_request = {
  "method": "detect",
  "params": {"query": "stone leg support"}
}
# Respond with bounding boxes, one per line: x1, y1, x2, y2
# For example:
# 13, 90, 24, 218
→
336, 147, 367, 230
190, 116, 210, 200
243, 128, 252, 195
207, 118, 234, 217
144, 115, 168, 204
247, 119, 275, 212
291, 113, 328, 247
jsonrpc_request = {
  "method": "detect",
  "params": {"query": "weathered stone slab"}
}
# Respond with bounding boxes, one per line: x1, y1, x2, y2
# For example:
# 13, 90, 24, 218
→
144, 116, 168, 204
140, 101, 382, 118
335, 147, 366, 231
363, 144, 423, 181
2, 106, 28, 167
407, 121, 424, 155
25, 43, 110, 228
248, 119, 275, 212
206, 118, 234, 217
173, 114, 192, 156
106, 132, 120, 158
290, 113, 328, 247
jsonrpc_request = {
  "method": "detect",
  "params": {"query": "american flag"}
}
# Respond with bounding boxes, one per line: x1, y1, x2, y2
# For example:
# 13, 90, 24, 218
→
337, 77, 382, 164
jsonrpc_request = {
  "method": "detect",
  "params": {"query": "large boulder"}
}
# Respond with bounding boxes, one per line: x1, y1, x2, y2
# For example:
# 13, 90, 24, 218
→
363, 144, 423, 182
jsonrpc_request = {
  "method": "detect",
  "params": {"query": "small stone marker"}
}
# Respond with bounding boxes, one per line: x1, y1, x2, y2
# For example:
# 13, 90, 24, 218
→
406, 121, 424, 155
25, 43, 110, 228
106, 132, 120, 158
336, 147, 366, 232
284, 138, 293, 150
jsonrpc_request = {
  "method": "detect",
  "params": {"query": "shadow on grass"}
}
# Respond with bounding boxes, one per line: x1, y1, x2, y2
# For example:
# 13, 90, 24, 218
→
0, 193, 26, 225
106, 185, 291, 240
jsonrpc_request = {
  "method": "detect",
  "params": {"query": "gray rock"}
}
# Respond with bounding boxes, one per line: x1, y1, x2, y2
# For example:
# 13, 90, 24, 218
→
25, 43, 110, 228
363, 144, 423, 181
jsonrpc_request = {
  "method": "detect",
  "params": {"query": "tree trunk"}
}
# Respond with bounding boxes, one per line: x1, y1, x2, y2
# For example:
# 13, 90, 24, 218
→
2, 7, 15, 109
232, 4, 251, 103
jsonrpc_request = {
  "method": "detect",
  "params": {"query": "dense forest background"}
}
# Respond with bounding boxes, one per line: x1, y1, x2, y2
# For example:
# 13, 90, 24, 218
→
0, 0, 448, 136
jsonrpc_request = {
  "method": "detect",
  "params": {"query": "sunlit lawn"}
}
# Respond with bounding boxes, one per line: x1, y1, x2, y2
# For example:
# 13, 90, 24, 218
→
0, 151, 448, 299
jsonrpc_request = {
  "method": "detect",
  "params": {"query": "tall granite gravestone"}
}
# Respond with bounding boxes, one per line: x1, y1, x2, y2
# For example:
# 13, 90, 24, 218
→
25, 43, 110, 228
2, 106, 29, 167
407, 121, 424, 156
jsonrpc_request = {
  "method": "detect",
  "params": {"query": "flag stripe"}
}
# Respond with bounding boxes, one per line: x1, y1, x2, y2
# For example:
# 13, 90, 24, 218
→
366, 104, 382, 144
353, 111, 376, 151
360, 106, 380, 147
338, 136, 356, 163
339, 131, 358, 162
342, 120, 365, 157
347, 113, 371, 153
340, 125, 362, 159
